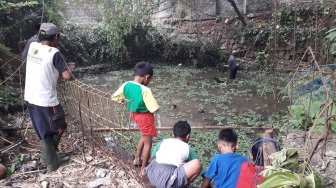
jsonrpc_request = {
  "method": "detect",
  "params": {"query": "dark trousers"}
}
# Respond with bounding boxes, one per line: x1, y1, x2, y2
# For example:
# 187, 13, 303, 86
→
27, 102, 67, 140
229, 67, 238, 79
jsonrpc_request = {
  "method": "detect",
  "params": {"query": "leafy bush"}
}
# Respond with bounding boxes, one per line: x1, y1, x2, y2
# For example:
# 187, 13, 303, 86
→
0, 0, 40, 52
0, 85, 20, 111
260, 149, 323, 188
162, 39, 222, 67
325, 28, 336, 55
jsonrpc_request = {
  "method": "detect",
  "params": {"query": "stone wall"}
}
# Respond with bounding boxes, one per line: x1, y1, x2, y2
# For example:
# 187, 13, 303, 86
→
58, 0, 335, 62
283, 132, 336, 187
60, 0, 102, 25
152, 0, 273, 20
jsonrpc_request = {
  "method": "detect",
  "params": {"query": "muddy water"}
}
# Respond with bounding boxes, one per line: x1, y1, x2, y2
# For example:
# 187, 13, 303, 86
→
80, 65, 290, 128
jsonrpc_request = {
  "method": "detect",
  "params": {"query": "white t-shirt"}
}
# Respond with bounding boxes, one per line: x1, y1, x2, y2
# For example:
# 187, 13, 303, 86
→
153, 138, 196, 167
24, 42, 61, 107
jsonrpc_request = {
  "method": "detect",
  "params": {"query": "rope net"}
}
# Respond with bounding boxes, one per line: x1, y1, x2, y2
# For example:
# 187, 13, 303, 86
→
58, 79, 151, 187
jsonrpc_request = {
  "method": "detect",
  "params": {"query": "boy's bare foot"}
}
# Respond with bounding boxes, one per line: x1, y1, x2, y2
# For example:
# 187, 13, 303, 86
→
133, 159, 142, 166
140, 167, 146, 176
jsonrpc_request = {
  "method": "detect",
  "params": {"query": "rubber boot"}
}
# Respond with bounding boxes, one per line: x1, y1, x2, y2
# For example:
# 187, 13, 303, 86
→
42, 137, 69, 172
51, 134, 69, 159
40, 147, 47, 163
40, 134, 65, 163
52, 134, 61, 150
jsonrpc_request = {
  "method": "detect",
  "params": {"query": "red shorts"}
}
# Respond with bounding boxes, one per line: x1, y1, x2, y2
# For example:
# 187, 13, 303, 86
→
131, 112, 157, 137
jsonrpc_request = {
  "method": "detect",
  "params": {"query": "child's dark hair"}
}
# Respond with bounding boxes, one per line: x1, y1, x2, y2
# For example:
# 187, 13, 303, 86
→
251, 139, 264, 166
218, 128, 238, 145
134, 61, 153, 77
173, 121, 191, 138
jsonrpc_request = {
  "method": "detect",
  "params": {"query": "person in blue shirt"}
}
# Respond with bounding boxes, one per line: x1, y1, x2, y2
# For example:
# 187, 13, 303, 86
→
201, 128, 247, 188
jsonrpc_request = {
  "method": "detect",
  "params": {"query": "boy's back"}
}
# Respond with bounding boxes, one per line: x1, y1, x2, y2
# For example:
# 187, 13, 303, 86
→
201, 128, 247, 188
111, 61, 158, 175
123, 81, 157, 113
204, 153, 247, 188
113, 81, 158, 113
153, 138, 196, 167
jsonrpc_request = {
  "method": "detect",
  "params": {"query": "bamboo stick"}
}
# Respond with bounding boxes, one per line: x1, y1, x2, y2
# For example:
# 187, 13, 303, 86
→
93, 126, 276, 132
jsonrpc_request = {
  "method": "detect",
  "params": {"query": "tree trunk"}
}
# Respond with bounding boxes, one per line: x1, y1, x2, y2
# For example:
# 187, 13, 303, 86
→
226, 0, 247, 27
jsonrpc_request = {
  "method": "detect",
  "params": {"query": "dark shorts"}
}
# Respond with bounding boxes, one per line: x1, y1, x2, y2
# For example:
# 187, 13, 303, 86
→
27, 102, 67, 140
145, 160, 188, 188
229, 67, 238, 79
131, 112, 157, 137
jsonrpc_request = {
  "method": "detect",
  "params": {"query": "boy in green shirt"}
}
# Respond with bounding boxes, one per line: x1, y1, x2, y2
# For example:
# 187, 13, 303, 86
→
112, 61, 159, 175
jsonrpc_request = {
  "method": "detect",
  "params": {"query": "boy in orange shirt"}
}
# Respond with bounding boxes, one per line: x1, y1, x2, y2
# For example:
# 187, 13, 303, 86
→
112, 61, 159, 175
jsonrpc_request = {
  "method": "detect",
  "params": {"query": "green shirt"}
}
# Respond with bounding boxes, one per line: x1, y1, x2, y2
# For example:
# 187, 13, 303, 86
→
112, 81, 159, 113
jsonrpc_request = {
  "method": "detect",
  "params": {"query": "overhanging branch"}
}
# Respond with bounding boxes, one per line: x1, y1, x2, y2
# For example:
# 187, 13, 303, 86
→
227, 0, 247, 27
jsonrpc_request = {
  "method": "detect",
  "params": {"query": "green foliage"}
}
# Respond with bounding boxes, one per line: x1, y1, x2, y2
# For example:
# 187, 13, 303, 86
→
44, 0, 63, 25
162, 39, 221, 67
255, 51, 269, 70
289, 105, 309, 130
289, 100, 336, 132
91, 0, 159, 64
0, 85, 20, 110
243, 25, 271, 51
59, 24, 114, 66
325, 28, 336, 55
261, 149, 323, 188
0, 43, 10, 52
0, 1, 38, 11
0, 0, 40, 51
6, 154, 24, 176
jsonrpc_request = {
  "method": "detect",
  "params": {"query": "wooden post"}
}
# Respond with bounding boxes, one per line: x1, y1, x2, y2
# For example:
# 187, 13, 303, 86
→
262, 129, 278, 166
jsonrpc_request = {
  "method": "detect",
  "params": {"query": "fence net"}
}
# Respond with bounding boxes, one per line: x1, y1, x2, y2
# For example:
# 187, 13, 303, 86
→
58, 79, 151, 187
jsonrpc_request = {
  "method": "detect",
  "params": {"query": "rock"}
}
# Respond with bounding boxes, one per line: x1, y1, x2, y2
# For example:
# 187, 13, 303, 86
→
232, 43, 242, 50
41, 181, 49, 188
85, 154, 93, 162
326, 151, 336, 158
225, 16, 236, 24
231, 49, 240, 54
118, 170, 126, 178
286, 44, 292, 50
284, 53, 291, 60
220, 43, 226, 50
27, 160, 38, 170
54, 182, 64, 188
278, 51, 285, 59
86, 177, 111, 188
198, 109, 206, 114
95, 168, 109, 178
11, 183, 21, 188
0, 164, 6, 179
247, 13, 256, 18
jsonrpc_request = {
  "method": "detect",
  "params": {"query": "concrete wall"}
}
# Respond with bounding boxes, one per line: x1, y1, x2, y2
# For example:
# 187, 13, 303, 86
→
61, 0, 102, 25
152, 0, 273, 20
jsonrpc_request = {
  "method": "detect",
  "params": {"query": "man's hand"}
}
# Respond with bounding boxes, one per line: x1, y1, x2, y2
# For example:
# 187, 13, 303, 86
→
62, 70, 72, 80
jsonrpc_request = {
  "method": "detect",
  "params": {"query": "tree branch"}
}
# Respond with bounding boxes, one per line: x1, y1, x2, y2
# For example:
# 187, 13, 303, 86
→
227, 0, 247, 27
